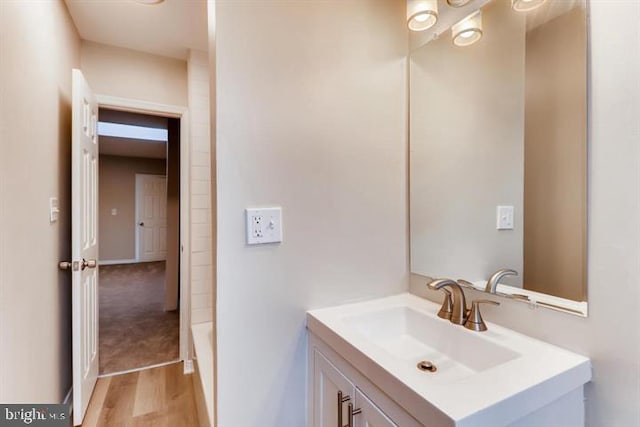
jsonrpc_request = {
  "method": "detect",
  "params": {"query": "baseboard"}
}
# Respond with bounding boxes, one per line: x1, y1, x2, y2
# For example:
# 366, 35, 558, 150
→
98, 258, 137, 266
184, 359, 194, 374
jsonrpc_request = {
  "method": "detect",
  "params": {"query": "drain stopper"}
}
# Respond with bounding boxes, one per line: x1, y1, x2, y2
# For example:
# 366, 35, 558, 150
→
417, 360, 437, 373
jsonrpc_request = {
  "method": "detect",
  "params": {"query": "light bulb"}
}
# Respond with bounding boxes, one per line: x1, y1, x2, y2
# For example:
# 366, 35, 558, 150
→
407, 0, 439, 32
451, 11, 483, 47
447, 0, 473, 7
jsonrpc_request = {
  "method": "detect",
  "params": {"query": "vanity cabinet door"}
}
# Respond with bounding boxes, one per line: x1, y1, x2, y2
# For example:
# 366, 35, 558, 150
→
314, 349, 355, 427
353, 388, 398, 427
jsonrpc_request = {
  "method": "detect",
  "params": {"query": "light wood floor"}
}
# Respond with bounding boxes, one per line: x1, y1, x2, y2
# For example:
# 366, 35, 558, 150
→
82, 362, 199, 427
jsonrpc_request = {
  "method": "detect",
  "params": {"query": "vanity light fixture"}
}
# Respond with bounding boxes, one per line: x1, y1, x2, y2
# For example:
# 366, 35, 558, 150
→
511, 0, 548, 12
446, 0, 473, 7
452, 10, 483, 47
407, 0, 439, 32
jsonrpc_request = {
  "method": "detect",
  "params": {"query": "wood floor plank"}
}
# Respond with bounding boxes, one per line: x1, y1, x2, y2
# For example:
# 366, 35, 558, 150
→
97, 371, 139, 426
82, 376, 112, 427
132, 366, 166, 417
131, 411, 169, 427
165, 362, 199, 426
81, 362, 199, 427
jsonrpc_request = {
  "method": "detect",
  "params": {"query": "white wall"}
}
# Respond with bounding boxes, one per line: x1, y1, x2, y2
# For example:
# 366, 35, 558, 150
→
188, 50, 214, 325
411, 3, 640, 426
410, 0, 525, 286
0, 1, 80, 402
212, 1, 408, 425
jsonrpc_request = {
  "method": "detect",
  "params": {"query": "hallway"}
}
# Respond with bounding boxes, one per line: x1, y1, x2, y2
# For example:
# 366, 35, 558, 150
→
99, 262, 179, 374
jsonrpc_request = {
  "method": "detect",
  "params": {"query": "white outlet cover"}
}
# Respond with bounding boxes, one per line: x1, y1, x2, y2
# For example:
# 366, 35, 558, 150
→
246, 207, 283, 245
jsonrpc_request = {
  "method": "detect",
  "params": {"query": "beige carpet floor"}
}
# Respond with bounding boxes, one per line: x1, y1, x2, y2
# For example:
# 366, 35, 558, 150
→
99, 261, 179, 374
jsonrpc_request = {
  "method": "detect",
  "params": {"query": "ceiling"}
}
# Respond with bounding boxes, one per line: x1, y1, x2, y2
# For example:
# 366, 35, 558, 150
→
99, 136, 167, 159
64, 0, 208, 59
99, 109, 168, 159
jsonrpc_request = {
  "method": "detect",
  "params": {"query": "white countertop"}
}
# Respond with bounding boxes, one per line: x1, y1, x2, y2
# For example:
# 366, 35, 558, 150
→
307, 293, 591, 427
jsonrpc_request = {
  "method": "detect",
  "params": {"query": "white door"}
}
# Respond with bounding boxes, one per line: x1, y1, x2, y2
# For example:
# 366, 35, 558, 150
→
136, 174, 167, 262
353, 389, 398, 427
71, 69, 99, 426
314, 350, 355, 427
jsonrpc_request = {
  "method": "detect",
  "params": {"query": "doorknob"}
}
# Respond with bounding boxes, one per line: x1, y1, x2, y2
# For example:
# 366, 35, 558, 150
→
59, 260, 93, 271
82, 259, 97, 270
138, 222, 144, 226
59, 261, 73, 270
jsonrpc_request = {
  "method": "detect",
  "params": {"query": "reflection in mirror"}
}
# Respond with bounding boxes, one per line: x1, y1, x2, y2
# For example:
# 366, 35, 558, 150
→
409, 0, 587, 310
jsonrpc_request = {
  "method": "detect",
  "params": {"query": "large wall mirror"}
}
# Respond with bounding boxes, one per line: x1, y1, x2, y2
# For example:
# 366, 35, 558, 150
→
410, 0, 588, 314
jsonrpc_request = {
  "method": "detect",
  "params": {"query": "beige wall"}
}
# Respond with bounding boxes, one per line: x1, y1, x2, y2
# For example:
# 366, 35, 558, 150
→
80, 41, 187, 106
411, 4, 640, 426
410, 0, 525, 286
0, 1, 80, 402
213, 1, 408, 425
99, 155, 166, 261
523, 7, 587, 301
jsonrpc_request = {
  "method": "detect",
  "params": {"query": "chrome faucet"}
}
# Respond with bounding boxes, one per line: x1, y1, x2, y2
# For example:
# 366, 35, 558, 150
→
485, 269, 518, 294
428, 279, 468, 325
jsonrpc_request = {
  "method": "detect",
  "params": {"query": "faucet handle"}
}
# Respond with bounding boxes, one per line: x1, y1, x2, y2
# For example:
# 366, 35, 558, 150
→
464, 300, 500, 332
436, 288, 453, 320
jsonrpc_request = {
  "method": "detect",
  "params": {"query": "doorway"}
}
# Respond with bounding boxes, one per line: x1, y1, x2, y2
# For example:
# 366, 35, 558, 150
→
97, 108, 181, 375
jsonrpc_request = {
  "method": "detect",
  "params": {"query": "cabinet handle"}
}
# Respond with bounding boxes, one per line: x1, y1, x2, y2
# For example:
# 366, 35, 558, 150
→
347, 403, 362, 427
347, 402, 362, 427
337, 391, 350, 427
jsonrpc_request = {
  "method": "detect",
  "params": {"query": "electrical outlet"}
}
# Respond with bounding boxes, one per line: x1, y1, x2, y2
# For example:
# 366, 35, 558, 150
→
252, 215, 264, 238
246, 208, 282, 245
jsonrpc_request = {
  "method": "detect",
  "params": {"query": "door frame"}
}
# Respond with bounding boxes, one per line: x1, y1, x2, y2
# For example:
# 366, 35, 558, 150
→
134, 173, 168, 263
96, 94, 192, 366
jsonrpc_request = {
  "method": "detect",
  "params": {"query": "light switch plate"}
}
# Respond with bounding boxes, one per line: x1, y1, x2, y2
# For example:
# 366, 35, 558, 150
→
49, 197, 59, 223
246, 207, 282, 245
497, 205, 514, 230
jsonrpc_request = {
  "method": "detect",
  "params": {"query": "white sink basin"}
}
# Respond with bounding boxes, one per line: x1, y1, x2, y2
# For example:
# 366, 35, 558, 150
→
307, 293, 591, 426
344, 306, 519, 383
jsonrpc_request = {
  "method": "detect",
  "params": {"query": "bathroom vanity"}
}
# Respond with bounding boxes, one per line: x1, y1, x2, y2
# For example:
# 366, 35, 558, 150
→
307, 294, 591, 427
